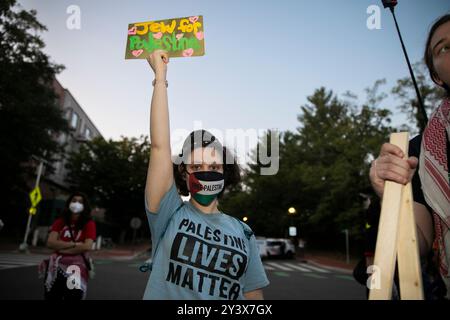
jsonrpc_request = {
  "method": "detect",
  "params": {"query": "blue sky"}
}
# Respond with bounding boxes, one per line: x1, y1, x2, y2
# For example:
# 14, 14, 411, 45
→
19, 0, 450, 146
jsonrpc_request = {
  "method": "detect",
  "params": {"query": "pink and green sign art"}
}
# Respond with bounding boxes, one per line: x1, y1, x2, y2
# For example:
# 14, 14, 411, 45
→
125, 15, 205, 59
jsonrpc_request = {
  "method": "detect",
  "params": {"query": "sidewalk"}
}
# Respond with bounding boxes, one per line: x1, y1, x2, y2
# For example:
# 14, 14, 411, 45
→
0, 241, 151, 260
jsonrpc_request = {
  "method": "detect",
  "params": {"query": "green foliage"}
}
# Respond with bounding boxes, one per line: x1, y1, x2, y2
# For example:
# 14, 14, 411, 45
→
65, 136, 150, 228
391, 62, 447, 133
221, 86, 394, 248
0, 0, 68, 233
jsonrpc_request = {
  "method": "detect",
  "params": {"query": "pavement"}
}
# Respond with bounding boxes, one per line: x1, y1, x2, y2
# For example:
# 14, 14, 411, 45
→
0, 255, 365, 300
0, 240, 366, 299
0, 241, 151, 260
0, 240, 358, 272
89, 243, 151, 260
302, 252, 357, 274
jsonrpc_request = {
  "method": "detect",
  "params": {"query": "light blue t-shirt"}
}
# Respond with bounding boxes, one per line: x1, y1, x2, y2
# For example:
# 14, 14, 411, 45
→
143, 182, 269, 300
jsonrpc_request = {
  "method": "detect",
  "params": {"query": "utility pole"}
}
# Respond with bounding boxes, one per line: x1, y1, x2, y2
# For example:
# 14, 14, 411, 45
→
343, 229, 350, 264
19, 158, 45, 252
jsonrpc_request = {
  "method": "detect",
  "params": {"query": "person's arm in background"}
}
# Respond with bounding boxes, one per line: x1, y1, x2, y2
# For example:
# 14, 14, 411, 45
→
46, 231, 76, 250
58, 239, 94, 254
369, 142, 434, 258
145, 50, 174, 213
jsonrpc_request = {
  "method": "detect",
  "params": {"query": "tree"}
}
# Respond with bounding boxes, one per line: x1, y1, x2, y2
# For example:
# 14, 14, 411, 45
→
65, 136, 151, 241
220, 85, 394, 251
220, 130, 289, 238
293, 87, 392, 242
0, 0, 68, 235
392, 62, 447, 133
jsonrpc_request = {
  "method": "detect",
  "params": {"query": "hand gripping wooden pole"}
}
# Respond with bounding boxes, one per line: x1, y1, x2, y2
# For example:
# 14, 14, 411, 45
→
369, 132, 424, 300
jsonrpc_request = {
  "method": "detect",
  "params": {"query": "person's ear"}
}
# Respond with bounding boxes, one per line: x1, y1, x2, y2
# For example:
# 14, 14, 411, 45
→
431, 70, 445, 87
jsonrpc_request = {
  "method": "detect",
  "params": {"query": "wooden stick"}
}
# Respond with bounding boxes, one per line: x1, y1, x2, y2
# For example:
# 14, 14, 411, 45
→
369, 132, 409, 300
397, 182, 424, 299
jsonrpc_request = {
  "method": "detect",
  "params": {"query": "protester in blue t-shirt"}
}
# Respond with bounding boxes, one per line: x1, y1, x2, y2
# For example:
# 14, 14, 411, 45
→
143, 50, 269, 300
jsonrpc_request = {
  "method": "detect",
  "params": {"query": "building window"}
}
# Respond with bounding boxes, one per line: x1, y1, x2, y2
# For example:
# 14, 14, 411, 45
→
54, 161, 61, 174
70, 112, 78, 129
84, 127, 92, 139
59, 133, 66, 144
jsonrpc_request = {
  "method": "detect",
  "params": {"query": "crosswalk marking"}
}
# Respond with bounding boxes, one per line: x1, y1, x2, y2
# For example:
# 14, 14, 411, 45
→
300, 264, 330, 273
0, 263, 36, 270
266, 262, 293, 271
0, 264, 21, 270
282, 263, 312, 272
263, 261, 331, 273
0, 256, 43, 262
265, 262, 295, 271
0, 253, 47, 271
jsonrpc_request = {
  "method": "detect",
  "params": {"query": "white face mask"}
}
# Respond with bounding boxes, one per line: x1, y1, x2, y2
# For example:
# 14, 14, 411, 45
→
69, 202, 84, 214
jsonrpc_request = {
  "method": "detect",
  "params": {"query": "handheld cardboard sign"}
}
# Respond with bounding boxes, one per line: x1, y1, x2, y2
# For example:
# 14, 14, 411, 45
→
125, 15, 205, 59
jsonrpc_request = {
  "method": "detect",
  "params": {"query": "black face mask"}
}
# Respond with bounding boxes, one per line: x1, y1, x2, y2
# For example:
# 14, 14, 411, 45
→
187, 171, 225, 206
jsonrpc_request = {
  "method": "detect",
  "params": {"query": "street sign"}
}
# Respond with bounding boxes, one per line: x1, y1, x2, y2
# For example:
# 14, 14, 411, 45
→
130, 217, 142, 230
289, 226, 297, 237
29, 187, 42, 208
20, 161, 44, 252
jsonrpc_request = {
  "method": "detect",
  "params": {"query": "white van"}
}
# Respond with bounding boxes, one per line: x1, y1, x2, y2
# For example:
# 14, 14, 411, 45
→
256, 237, 269, 259
265, 238, 296, 259
256, 237, 296, 259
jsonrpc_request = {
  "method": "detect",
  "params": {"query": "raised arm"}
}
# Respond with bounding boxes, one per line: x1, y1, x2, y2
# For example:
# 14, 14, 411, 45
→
145, 50, 174, 213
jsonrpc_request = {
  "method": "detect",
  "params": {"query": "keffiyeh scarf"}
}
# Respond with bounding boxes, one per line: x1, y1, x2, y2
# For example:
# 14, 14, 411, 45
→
419, 97, 450, 298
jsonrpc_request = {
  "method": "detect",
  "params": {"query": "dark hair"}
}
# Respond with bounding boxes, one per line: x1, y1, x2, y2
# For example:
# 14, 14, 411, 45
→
424, 13, 450, 95
62, 191, 92, 230
173, 130, 241, 197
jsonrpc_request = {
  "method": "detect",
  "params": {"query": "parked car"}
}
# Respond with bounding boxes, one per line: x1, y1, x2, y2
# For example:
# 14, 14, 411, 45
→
256, 238, 269, 259
265, 238, 296, 259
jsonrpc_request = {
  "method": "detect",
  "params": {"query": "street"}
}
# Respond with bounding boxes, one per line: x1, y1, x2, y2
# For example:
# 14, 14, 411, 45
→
0, 253, 365, 300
